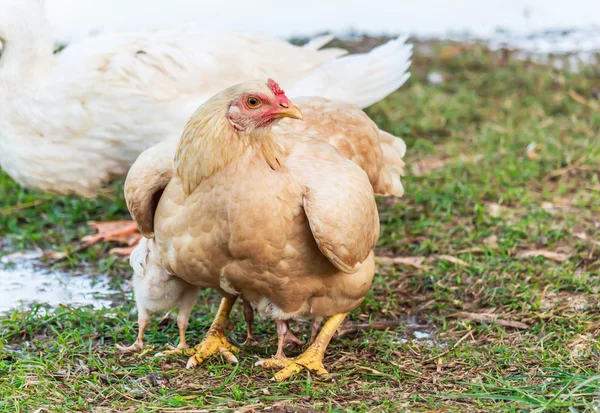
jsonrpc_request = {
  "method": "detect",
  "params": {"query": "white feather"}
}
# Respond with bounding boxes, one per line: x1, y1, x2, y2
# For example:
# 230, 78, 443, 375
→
0, 0, 411, 196
287, 35, 413, 108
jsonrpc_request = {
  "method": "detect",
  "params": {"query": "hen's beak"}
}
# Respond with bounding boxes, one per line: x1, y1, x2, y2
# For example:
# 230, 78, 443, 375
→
274, 102, 303, 120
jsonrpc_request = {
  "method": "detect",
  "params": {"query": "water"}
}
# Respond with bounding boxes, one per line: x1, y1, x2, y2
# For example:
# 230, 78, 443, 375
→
0, 252, 119, 312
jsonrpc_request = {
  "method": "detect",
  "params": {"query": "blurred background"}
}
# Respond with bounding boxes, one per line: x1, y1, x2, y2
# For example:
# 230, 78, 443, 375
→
42, 0, 600, 70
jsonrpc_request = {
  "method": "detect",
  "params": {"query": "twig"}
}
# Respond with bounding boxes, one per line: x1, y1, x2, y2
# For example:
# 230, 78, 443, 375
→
454, 311, 529, 329
0, 200, 43, 215
423, 330, 471, 364
337, 321, 401, 336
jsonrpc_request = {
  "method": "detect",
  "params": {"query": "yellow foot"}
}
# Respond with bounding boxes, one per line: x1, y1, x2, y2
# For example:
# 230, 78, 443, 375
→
255, 348, 328, 381
157, 344, 196, 357
185, 329, 239, 369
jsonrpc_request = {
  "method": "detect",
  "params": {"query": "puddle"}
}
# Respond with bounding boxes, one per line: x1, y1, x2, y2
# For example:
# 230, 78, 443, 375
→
0, 252, 121, 313
392, 315, 447, 348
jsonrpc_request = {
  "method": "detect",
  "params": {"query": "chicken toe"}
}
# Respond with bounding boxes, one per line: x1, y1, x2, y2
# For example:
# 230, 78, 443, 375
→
256, 313, 347, 381
116, 338, 144, 353
273, 320, 304, 359
185, 297, 239, 368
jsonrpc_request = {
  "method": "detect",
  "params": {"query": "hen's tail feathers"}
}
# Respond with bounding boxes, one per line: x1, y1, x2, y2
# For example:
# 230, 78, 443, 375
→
303, 34, 335, 50
377, 130, 406, 197
302, 34, 348, 61
288, 35, 412, 109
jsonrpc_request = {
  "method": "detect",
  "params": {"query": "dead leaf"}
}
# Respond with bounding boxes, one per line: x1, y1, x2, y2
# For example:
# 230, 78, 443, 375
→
517, 249, 571, 262
485, 203, 505, 218
541, 201, 578, 215
456, 312, 529, 329
411, 157, 449, 176
483, 234, 499, 249
571, 229, 600, 246
438, 45, 464, 60
234, 404, 263, 413
456, 247, 485, 254
569, 89, 588, 105
436, 255, 471, 267
526, 142, 540, 160
376, 256, 431, 270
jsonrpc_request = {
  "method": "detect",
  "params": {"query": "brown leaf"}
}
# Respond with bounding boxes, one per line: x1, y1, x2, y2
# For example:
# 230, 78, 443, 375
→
376, 256, 430, 270
456, 247, 485, 254
483, 234, 499, 249
456, 312, 529, 329
438, 45, 464, 60
526, 142, 541, 160
411, 157, 448, 176
568, 89, 588, 105
571, 230, 600, 246
541, 201, 578, 215
485, 202, 506, 218
517, 249, 571, 262
234, 404, 263, 413
436, 255, 471, 267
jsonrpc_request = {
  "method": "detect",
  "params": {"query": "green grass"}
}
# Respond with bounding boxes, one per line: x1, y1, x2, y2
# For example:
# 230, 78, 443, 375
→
1, 40, 600, 412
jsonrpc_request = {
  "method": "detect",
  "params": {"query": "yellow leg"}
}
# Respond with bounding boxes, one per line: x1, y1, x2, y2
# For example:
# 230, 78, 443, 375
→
158, 297, 239, 368
186, 296, 239, 368
256, 313, 348, 381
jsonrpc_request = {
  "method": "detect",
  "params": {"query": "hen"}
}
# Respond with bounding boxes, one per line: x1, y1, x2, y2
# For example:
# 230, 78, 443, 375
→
125, 79, 403, 380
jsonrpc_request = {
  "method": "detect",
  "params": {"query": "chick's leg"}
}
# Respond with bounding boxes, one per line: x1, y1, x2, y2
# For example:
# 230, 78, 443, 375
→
256, 313, 347, 381
241, 298, 257, 346
185, 296, 239, 369
82, 220, 142, 255
274, 320, 305, 359
116, 307, 149, 353
167, 288, 199, 350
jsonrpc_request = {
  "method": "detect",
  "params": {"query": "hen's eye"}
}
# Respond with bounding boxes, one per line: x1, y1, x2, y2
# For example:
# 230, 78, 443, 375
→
246, 96, 261, 108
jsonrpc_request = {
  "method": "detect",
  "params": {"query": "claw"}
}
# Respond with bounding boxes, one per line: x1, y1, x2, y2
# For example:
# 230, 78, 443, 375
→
185, 334, 239, 368
256, 348, 328, 381
116, 339, 143, 353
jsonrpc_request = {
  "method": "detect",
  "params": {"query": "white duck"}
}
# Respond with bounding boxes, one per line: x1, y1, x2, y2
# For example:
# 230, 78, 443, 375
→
0, 0, 412, 245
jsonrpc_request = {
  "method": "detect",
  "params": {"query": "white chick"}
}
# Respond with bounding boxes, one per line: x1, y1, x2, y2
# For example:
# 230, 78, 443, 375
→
116, 237, 200, 353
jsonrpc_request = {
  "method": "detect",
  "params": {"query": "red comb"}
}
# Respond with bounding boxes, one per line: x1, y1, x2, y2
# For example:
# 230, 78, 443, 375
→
267, 78, 285, 96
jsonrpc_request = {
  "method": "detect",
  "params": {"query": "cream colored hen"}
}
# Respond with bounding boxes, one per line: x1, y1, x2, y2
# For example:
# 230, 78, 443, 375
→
125, 79, 405, 380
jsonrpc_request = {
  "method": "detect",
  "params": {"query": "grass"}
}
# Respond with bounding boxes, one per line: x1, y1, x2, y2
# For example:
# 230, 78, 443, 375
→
1, 39, 600, 412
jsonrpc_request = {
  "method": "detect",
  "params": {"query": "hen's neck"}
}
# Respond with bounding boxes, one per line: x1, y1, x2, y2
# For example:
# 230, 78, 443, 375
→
175, 106, 283, 196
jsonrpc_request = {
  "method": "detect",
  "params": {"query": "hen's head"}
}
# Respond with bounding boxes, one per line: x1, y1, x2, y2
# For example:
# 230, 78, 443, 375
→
225, 79, 303, 132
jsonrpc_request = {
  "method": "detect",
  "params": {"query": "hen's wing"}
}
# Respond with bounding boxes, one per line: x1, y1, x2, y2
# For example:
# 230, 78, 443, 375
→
285, 137, 380, 274
124, 138, 178, 238
277, 97, 406, 197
